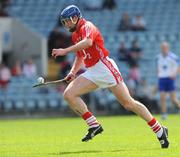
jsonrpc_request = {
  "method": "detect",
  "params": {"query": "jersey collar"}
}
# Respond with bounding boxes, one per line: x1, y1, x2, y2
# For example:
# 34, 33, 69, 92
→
76, 18, 86, 33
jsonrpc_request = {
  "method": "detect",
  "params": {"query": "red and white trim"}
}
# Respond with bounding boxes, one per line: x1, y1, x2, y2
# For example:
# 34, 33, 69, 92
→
100, 57, 123, 84
95, 44, 123, 84
84, 24, 91, 38
148, 118, 163, 137
151, 121, 161, 133
82, 112, 100, 128
86, 116, 99, 128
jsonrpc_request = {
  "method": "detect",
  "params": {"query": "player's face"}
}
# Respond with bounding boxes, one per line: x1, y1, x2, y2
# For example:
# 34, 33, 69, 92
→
161, 43, 169, 55
62, 19, 74, 29
61, 16, 78, 32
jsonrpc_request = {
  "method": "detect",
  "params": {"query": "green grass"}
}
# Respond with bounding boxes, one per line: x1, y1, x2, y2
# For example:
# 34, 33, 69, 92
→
0, 115, 179, 157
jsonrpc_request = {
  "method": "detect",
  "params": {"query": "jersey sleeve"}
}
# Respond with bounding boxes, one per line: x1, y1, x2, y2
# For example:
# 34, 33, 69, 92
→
80, 23, 97, 42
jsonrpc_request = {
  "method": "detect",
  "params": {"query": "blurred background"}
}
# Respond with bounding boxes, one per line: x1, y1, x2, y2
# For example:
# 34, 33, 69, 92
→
0, 0, 180, 117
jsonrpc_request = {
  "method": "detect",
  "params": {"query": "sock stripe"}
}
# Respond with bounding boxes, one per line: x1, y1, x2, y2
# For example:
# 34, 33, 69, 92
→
153, 125, 161, 132
87, 119, 98, 125
82, 111, 100, 128
86, 116, 96, 123
87, 120, 98, 125
88, 122, 99, 126
155, 127, 161, 133
148, 117, 163, 138
151, 122, 158, 129
148, 118, 156, 126
87, 119, 97, 124
82, 112, 92, 120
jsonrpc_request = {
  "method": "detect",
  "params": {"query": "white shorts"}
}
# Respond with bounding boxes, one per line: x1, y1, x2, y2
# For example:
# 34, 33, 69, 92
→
81, 57, 123, 88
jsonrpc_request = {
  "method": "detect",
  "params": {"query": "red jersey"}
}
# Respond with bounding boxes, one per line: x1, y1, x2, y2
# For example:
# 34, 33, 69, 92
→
72, 18, 109, 67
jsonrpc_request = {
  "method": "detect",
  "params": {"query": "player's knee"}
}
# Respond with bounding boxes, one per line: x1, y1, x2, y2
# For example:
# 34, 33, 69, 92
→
171, 98, 178, 105
63, 89, 74, 101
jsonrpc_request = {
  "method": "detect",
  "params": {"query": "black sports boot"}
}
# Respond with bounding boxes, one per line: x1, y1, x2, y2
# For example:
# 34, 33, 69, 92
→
82, 125, 103, 142
158, 126, 169, 148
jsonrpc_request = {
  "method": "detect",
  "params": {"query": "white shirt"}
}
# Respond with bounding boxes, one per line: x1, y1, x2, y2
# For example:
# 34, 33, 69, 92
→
157, 52, 179, 78
23, 63, 37, 78
0, 67, 11, 81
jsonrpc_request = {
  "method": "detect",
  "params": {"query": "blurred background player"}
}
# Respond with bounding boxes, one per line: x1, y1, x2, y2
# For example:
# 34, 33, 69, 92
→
52, 5, 169, 148
157, 41, 180, 120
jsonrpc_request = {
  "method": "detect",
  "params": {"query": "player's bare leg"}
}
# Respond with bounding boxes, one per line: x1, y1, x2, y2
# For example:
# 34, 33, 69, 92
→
109, 82, 169, 148
170, 91, 180, 113
64, 76, 98, 114
160, 92, 168, 120
63, 76, 103, 141
109, 82, 153, 121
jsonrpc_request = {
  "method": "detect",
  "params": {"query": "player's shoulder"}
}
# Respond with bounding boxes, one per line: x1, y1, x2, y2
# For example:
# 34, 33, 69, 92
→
86, 20, 94, 26
168, 52, 179, 60
79, 20, 97, 36
168, 52, 180, 65
81, 20, 94, 30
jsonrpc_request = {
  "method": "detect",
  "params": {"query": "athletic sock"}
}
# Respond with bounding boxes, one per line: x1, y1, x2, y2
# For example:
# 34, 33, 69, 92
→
82, 111, 100, 128
148, 117, 163, 138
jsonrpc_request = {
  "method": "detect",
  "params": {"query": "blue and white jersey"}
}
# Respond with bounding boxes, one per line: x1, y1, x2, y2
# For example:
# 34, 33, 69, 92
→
156, 52, 180, 78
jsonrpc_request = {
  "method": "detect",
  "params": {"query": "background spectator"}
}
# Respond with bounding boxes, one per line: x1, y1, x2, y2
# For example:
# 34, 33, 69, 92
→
126, 63, 141, 96
0, 63, 11, 88
11, 60, 22, 77
48, 26, 71, 59
102, 0, 116, 10
128, 40, 142, 66
22, 57, 37, 79
128, 63, 141, 86
117, 13, 131, 31
0, 0, 10, 17
0, 7, 8, 16
117, 41, 129, 61
131, 15, 146, 31
82, 0, 103, 11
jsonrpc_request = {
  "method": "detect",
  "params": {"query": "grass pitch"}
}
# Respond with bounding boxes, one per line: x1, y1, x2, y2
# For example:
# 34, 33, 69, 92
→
0, 115, 179, 157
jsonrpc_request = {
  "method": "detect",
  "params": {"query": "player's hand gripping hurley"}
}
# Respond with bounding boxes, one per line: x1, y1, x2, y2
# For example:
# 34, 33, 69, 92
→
33, 78, 66, 88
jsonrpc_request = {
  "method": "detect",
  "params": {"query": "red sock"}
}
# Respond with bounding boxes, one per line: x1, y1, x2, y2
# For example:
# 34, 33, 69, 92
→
148, 118, 163, 138
82, 111, 100, 128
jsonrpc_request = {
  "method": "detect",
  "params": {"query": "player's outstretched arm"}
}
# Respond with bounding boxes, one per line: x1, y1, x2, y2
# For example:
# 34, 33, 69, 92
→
66, 38, 92, 52
52, 38, 92, 58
